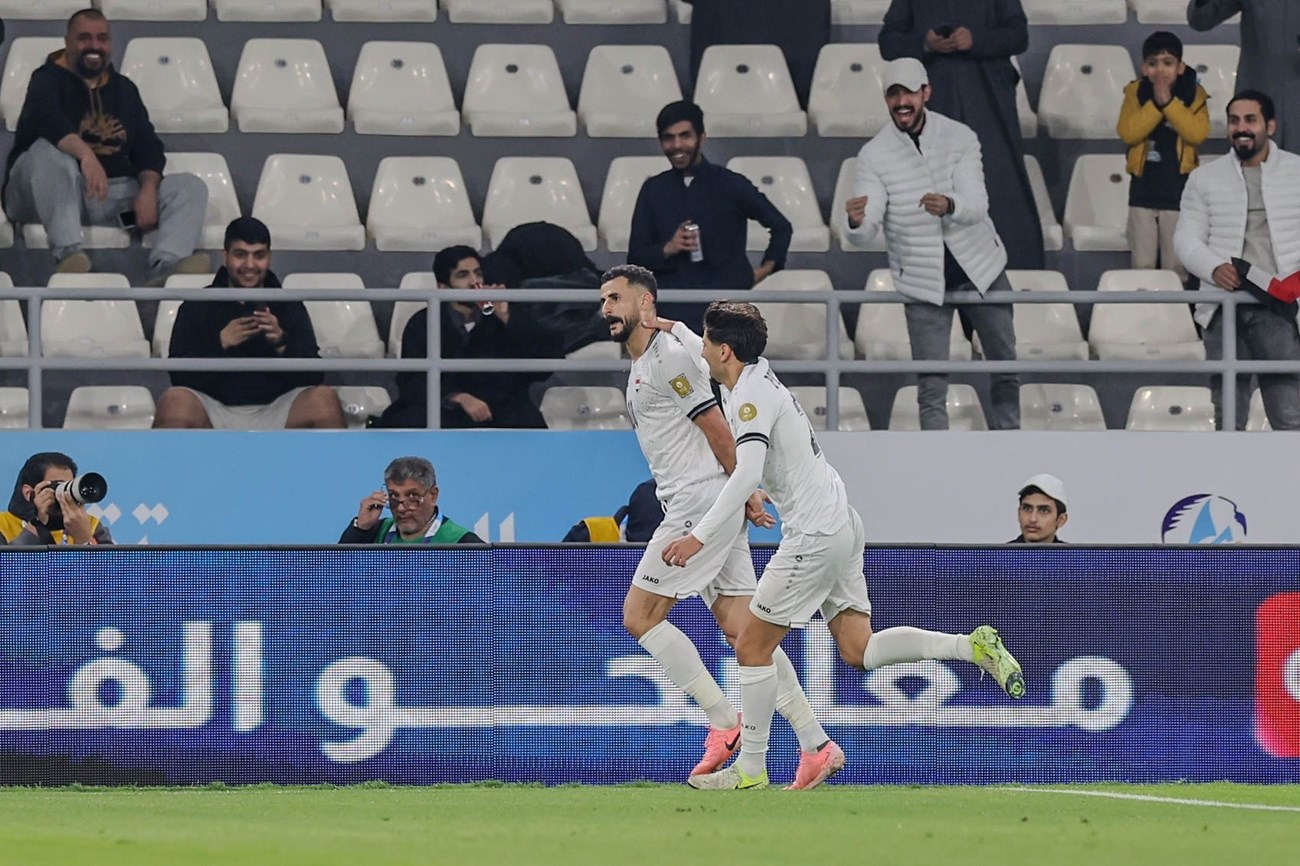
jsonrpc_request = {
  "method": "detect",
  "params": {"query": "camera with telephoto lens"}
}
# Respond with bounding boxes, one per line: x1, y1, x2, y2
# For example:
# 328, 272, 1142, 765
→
50, 473, 108, 505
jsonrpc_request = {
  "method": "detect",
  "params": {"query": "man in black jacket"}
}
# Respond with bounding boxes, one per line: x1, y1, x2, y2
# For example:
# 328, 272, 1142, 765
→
153, 217, 345, 429
2, 8, 208, 282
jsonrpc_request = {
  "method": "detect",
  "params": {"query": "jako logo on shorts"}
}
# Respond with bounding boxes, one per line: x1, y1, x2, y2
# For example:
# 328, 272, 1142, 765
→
1160, 494, 1247, 544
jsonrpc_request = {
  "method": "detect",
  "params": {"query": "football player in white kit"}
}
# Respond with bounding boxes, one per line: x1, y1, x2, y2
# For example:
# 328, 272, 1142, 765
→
599, 266, 839, 786
664, 301, 1026, 791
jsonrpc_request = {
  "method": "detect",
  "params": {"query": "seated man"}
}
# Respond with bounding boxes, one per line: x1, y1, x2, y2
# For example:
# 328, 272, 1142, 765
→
1010, 474, 1068, 544
153, 217, 345, 429
339, 456, 483, 544
1, 451, 112, 545
2, 8, 208, 283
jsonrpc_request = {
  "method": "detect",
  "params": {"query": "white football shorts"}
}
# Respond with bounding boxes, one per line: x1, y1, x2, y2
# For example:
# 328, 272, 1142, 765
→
750, 506, 871, 628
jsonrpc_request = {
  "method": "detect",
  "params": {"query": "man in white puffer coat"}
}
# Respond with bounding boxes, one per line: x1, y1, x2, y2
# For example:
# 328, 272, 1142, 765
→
843, 58, 1019, 430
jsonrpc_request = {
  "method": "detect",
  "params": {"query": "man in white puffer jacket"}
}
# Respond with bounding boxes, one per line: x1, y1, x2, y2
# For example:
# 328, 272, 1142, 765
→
843, 58, 1019, 430
1174, 89, 1300, 430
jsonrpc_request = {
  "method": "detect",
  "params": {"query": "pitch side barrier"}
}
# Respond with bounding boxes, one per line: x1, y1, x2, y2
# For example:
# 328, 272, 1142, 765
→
2, 544, 1297, 786
0, 285, 1287, 430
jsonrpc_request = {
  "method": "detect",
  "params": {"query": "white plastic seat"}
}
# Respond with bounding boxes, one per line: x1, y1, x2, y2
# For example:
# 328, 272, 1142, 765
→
482, 157, 597, 251
1183, 44, 1239, 139
788, 386, 871, 432
1089, 269, 1205, 361
807, 43, 889, 138
348, 41, 458, 137
463, 45, 575, 137
1024, 155, 1064, 252
335, 386, 393, 429
578, 45, 682, 138
367, 156, 481, 252
671, 0, 691, 22
0, 387, 28, 429
694, 45, 807, 137
251, 155, 365, 251
0, 1, 80, 19
1001, 270, 1088, 360
0, 221, 12, 250
726, 157, 829, 253
153, 274, 214, 358
1063, 154, 1130, 251
63, 386, 156, 430
1247, 389, 1272, 432
1130, 0, 1238, 23
598, 156, 666, 253
146, 153, 241, 252
1023, 0, 1127, 24
558, 0, 667, 23
232, 39, 343, 133
282, 273, 383, 359
101, 0, 207, 20
443, 0, 554, 22
327, 0, 437, 20
889, 385, 988, 431
1039, 45, 1134, 139
854, 269, 972, 362
829, 0, 889, 24
43, 274, 148, 358
390, 271, 436, 358
120, 38, 228, 133
753, 271, 854, 361
566, 341, 620, 361
0, 272, 26, 357
540, 386, 632, 430
1020, 383, 1107, 431
1126, 386, 1215, 431
2, 38, 63, 132
214, 0, 322, 20
830, 157, 883, 253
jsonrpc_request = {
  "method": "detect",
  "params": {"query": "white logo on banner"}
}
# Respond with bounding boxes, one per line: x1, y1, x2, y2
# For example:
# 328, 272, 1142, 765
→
473, 512, 516, 543
1161, 494, 1247, 544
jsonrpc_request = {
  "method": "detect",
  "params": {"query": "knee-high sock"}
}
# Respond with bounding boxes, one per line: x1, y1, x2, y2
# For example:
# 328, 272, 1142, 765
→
735, 664, 778, 778
862, 626, 973, 670
638, 620, 737, 729
772, 646, 829, 752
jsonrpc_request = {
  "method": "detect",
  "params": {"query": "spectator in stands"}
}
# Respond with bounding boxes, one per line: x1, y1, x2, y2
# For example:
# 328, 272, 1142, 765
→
628, 100, 792, 329
1009, 474, 1068, 544
879, 0, 1043, 271
376, 245, 565, 429
844, 58, 1019, 430
1, 451, 112, 546
153, 217, 345, 430
1174, 89, 1300, 431
339, 456, 483, 544
2, 8, 208, 284
1117, 32, 1210, 284
1189, 1, 1300, 151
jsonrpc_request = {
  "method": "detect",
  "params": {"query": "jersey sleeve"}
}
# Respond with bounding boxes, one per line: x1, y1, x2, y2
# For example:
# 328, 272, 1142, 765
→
658, 339, 717, 421
730, 378, 778, 449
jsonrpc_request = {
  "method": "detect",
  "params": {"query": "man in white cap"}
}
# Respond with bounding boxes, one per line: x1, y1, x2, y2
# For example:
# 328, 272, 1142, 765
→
1012, 474, 1069, 544
844, 57, 1020, 430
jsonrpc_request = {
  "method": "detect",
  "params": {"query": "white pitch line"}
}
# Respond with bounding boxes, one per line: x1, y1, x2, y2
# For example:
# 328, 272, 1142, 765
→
1002, 786, 1300, 813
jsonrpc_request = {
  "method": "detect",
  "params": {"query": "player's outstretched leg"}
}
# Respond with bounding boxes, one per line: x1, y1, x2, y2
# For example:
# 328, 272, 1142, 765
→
968, 625, 1026, 699
784, 740, 845, 791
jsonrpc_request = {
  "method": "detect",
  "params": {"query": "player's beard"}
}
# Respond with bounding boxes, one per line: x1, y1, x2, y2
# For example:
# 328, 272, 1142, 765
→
607, 314, 637, 344
1232, 132, 1263, 161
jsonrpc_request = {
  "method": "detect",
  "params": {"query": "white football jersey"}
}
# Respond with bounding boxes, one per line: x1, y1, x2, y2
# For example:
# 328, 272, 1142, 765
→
627, 330, 725, 502
723, 358, 850, 536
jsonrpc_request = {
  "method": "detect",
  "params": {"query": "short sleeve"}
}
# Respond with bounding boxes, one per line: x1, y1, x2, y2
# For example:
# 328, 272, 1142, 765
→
731, 382, 777, 448
659, 341, 717, 421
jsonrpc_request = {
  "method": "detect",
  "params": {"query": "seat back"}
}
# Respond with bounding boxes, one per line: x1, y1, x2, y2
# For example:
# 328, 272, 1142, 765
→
232, 38, 342, 131
0, 386, 28, 429
326, 0, 438, 21
889, 384, 988, 431
443, 0, 554, 23
347, 41, 458, 135
1063, 154, 1131, 250
63, 386, 157, 429
540, 386, 632, 430
2, 38, 62, 131
694, 45, 806, 135
558, 0, 667, 24
463, 44, 571, 118
1182, 44, 1239, 138
1020, 383, 1106, 431
366, 156, 481, 251
598, 156, 665, 253
162, 153, 241, 249
0, 272, 26, 357
1039, 44, 1134, 138
787, 386, 871, 431
482, 157, 595, 249
154, 274, 216, 357
578, 44, 681, 137
1126, 386, 1215, 431
0, 1, 82, 19
1090, 269, 1203, 357
120, 37, 227, 132
853, 269, 971, 361
752, 270, 853, 361
252, 154, 364, 249
726, 156, 829, 252
213, 0, 323, 21
808, 43, 889, 137
1023, 155, 1063, 251
391, 272, 438, 358
43, 274, 148, 358
1003, 270, 1087, 360
282, 273, 383, 359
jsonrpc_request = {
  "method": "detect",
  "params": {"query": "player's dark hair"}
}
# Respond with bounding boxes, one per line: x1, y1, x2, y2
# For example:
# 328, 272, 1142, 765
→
601, 264, 658, 300
704, 301, 767, 363
1141, 31, 1182, 62
1019, 486, 1066, 516
223, 216, 272, 251
18, 452, 78, 489
656, 100, 705, 137
1228, 89, 1276, 124
433, 245, 482, 286
67, 8, 107, 34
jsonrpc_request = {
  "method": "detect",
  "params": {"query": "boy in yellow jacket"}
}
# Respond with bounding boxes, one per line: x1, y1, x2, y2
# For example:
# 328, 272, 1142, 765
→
1117, 31, 1210, 282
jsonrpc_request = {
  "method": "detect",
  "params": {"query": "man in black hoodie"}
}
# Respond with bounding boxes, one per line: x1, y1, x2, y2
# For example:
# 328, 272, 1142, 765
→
153, 217, 346, 429
2, 8, 208, 282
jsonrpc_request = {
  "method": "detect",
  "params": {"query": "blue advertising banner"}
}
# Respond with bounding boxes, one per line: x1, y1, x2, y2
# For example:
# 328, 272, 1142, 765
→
2, 546, 1298, 785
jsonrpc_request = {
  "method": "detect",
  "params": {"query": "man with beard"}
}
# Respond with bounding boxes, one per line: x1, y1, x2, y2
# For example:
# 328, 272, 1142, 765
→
1175, 90, 1300, 430
843, 58, 1019, 430
2, 8, 208, 283
338, 457, 482, 545
0, 452, 112, 546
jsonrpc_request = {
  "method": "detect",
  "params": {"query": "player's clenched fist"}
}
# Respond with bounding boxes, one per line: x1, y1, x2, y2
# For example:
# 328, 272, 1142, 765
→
845, 195, 868, 229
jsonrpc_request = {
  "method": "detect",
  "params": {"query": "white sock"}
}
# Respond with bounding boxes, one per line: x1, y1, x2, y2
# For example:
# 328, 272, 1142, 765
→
772, 646, 829, 753
638, 620, 738, 729
862, 626, 973, 670
735, 664, 778, 778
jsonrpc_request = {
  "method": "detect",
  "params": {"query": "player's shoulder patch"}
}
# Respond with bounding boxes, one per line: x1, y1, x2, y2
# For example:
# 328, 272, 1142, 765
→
738, 402, 758, 422
669, 374, 693, 397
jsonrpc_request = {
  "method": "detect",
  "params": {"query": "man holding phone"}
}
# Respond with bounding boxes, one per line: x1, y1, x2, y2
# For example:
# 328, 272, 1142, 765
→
338, 457, 483, 545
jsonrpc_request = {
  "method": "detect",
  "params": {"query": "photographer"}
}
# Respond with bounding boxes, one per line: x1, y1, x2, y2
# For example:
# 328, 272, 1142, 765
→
338, 457, 483, 545
0, 452, 112, 546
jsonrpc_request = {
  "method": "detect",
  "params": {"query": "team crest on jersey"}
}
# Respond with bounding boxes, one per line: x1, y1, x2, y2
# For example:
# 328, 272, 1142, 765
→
669, 375, 693, 397
739, 403, 758, 421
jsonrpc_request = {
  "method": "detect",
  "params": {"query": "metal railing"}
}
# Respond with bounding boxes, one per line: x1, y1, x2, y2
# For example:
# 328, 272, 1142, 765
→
0, 284, 1285, 430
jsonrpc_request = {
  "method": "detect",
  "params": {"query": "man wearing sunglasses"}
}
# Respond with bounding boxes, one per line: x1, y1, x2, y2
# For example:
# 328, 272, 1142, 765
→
338, 456, 482, 545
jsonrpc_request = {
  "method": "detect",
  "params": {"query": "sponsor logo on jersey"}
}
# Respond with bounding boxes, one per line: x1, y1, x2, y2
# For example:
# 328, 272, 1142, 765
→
669, 375, 693, 397
738, 403, 758, 422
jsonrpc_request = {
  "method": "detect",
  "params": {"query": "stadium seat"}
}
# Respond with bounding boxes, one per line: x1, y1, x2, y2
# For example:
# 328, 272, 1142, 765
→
889, 384, 988, 431
558, 0, 667, 24
1020, 383, 1107, 431
540, 386, 633, 430
1247, 389, 1271, 432
153, 274, 214, 358
0, 273, 25, 357
0, 1, 80, 18
282, 273, 384, 359
1089, 269, 1205, 361
597, 156, 665, 253
694, 45, 807, 137
1039, 45, 1135, 139
726, 157, 830, 252
100, 0, 208, 20
143, 153, 240, 252
1022, 0, 1127, 24
43, 274, 149, 358
443, 0, 554, 22
251, 155, 365, 251
566, 340, 620, 361
2, 38, 63, 131
807, 43, 890, 138
348, 41, 459, 137
0, 387, 28, 429
463, 44, 575, 137
1001, 270, 1088, 360
232, 39, 343, 133
482, 157, 597, 251
829, 0, 889, 24
390, 272, 436, 358
120, 38, 228, 134
367, 156, 482, 252
0, 221, 12, 250
854, 269, 972, 362
326, 0, 437, 20
788, 386, 872, 431
213, 0, 322, 20
335, 386, 393, 429
670, 0, 691, 21
1063, 154, 1130, 251
63, 386, 156, 430
1126, 386, 1215, 431
1182, 44, 1239, 138
1130, 0, 1238, 24
753, 270, 854, 361
829, 158, 883, 253
1011, 57, 1037, 139
1024, 156, 1064, 252
21, 224, 130, 251
578, 45, 682, 138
